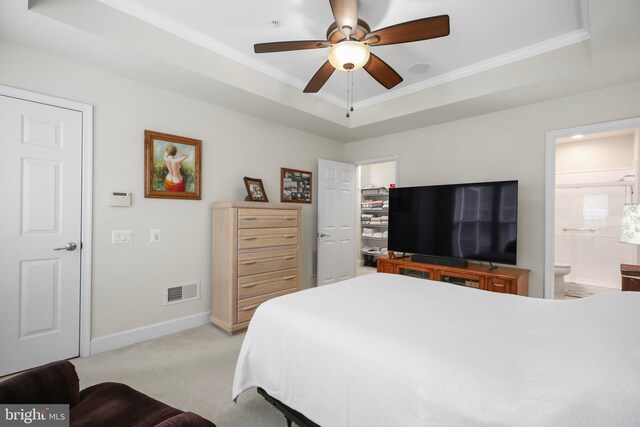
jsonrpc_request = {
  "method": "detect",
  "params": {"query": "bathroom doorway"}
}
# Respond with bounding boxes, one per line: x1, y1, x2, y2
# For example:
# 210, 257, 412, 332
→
545, 118, 640, 299
355, 157, 398, 276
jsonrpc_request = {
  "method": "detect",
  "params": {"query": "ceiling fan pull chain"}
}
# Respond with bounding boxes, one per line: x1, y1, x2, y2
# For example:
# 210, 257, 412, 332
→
350, 69, 355, 113
346, 69, 351, 118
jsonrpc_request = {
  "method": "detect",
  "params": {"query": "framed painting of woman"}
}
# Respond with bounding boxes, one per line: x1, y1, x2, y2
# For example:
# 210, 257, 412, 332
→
144, 130, 202, 200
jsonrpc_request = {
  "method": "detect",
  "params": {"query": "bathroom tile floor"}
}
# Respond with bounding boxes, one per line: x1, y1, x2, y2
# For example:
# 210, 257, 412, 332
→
555, 282, 619, 300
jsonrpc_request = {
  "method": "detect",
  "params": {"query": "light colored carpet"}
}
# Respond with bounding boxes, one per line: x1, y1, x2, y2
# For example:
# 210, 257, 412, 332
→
71, 325, 286, 427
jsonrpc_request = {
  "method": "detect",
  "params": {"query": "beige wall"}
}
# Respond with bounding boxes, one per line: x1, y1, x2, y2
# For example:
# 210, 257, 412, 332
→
3, 38, 640, 337
556, 135, 635, 173
360, 161, 396, 189
345, 81, 640, 297
0, 41, 344, 338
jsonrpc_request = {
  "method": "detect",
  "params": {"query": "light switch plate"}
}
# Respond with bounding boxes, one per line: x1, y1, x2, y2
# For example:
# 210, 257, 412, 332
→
112, 229, 134, 244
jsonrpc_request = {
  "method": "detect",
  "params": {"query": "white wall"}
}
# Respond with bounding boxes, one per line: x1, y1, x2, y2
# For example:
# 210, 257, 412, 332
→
0, 41, 344, 339
345, 80, 640, 297
556, 135, 634, 173
360, 161, 396, 189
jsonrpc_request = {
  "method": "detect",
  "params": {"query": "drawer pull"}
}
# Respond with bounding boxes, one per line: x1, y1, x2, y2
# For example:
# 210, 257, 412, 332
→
240, 283, 258, 288
282, 235, 296, 238
283, 256, 295, 260
283, 217, 296, 220
283, 275, 296, 280
243, 216, 258, 220
241, 261, 257, 265
241, 236, 258, 241
240, 304, 259, 312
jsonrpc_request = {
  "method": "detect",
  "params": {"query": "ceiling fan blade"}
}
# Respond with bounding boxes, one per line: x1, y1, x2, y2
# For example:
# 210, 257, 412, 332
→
365, 15, 450, 46
304, 61, 336, 93
329, 0, 358, 38
254, 40, 331, 54
363, 53, 403, 89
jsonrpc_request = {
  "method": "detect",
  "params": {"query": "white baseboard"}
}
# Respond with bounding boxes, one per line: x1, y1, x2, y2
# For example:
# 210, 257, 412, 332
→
90, 311, 211, 355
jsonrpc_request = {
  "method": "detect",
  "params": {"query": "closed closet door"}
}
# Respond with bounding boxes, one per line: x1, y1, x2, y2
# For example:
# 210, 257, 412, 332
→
317, 159, 356, 285
0, 95, 83, 376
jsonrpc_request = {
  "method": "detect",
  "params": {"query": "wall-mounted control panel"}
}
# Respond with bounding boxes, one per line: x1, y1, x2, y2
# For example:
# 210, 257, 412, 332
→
109, 191, 132, 207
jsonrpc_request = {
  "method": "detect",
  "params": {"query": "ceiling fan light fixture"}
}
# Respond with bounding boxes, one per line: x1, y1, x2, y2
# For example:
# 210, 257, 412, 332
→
327, 40, 370, 71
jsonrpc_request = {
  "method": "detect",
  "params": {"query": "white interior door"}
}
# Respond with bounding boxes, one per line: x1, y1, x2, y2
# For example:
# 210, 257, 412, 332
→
0, 95, 83, 376
317, 159, 356, 285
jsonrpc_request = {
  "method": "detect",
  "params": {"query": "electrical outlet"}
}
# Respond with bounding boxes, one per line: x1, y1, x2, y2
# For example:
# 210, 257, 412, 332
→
151, 229, 161, 243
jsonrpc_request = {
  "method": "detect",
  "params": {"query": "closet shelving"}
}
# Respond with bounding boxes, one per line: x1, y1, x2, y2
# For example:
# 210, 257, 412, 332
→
360, 187, 389, 266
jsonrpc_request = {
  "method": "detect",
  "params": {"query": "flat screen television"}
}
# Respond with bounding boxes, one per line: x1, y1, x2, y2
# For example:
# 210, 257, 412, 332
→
388, 180, 518, 265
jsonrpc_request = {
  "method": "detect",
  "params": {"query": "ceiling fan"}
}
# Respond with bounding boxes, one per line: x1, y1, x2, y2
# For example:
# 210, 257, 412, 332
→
254, 0, 450, 94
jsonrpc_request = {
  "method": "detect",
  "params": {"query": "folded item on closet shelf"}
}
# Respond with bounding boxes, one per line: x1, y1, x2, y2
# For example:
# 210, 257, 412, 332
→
373, 232, 383, 238
382, 231, 388, 238
370, 217, 381, 223
380, 216, 389, 221
362, 228, 374, 236
361, 214, 374, 219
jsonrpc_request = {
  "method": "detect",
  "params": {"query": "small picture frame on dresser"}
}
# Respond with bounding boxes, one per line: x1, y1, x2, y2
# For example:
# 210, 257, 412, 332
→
243, 176, 269, 202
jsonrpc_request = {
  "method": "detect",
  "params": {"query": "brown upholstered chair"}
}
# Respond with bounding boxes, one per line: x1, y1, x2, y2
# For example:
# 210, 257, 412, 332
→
0, 360, 215, 427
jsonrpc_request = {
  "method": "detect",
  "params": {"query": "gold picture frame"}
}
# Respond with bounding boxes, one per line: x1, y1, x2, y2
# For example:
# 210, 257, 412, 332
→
144, 130, 202, 200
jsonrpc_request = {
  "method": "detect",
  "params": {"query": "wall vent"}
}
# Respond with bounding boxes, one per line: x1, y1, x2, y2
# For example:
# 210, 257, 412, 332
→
164, 281, 200, 305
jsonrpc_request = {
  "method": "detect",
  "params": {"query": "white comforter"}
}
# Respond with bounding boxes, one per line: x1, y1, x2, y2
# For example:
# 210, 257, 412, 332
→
232, 273, 640, 426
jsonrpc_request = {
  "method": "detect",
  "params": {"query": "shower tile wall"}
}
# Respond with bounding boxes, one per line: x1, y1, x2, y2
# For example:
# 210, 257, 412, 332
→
555, 181, 633, 289
555, 132, 638, 291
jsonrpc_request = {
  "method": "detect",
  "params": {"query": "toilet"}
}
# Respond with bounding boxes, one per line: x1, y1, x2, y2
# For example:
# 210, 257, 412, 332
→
554, 263, 572, 296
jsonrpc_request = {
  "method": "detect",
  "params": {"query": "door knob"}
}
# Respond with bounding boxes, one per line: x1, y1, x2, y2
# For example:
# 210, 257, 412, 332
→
53, 242, 77, 251
318, 233, 331, 238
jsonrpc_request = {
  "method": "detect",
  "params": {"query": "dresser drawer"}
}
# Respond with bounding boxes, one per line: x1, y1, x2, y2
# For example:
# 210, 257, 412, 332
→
238, 249, 298, 277
238, 227, 298, 249
238, 268, 298, 300
237, 288, 297, 323
487, 277, 513, 293
238, 208, 298, 229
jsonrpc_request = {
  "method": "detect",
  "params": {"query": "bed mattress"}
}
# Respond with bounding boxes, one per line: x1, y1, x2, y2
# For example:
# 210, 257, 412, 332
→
233, 273, 640, 426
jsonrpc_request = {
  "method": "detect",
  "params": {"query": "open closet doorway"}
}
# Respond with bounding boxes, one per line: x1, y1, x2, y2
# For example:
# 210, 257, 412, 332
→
545, 118, 640, 299
355, 157, 398, 276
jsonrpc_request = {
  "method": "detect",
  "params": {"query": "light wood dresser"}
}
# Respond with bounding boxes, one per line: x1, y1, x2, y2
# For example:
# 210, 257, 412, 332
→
210, 201, 302, 334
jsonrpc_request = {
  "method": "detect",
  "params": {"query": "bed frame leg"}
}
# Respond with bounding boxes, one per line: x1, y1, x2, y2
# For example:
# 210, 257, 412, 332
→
257, 388, 318, 427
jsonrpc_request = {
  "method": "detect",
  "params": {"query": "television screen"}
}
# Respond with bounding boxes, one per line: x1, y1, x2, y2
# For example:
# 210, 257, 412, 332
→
388, 180, 518, 265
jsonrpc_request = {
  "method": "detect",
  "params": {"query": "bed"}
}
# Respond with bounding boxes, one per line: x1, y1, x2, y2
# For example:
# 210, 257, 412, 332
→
232, 273, 640, 426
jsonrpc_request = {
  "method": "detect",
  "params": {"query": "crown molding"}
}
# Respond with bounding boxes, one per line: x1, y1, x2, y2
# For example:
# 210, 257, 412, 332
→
97, 0, 346, 107
353, 29, 591, 110
98, 0, 590, 114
